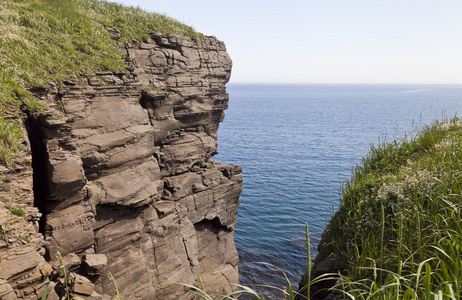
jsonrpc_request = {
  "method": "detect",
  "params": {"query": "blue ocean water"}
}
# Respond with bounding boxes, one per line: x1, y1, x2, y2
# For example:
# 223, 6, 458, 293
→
214, 84, 462, 298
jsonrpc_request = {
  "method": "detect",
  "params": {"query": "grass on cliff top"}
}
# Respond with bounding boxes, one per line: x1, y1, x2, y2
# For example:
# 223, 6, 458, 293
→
0, 0, 200, 167
321, 117, 462, 299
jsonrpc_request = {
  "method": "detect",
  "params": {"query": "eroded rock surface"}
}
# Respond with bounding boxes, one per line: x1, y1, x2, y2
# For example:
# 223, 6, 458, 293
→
0, 137, 54, 299
0, 196, 52, 299
1, 32, 241, 299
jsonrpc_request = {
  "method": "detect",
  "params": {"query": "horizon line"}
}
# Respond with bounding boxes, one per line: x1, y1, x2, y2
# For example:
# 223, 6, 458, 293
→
227, 82, 462, 85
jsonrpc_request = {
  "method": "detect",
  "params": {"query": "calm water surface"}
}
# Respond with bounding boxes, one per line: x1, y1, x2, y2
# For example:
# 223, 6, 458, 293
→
214, 84, 462, 298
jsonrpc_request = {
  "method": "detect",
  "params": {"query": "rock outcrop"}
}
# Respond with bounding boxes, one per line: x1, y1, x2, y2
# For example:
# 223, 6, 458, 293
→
0, 32, 242, 299
0, 135, 53, 299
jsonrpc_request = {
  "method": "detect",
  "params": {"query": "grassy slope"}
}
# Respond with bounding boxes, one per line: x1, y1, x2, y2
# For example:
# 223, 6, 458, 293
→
321, 118, 462, 298
0, 0, 200, 167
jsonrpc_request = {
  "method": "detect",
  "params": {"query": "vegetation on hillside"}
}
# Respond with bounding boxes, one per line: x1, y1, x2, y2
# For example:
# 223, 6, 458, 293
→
319, 117, 462, 299
0, 0, 200, 167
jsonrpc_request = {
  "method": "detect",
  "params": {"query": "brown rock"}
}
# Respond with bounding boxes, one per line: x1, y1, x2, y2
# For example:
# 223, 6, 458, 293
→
62, 253, 81, 273
87, 291, 109, 300
106, 27, 121, 40
0, 205, 51, 299
38, 281, 59, 300
69, 273, 95, 296
83, 254, 107, 276
0, 279, 18, 300
46, 155, 86, 201
0, 32, 240, 300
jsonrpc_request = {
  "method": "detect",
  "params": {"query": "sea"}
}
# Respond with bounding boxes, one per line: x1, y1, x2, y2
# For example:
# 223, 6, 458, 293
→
213, 83, 462, 299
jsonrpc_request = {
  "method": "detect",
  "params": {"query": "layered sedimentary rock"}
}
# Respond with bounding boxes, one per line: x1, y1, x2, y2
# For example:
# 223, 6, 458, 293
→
0, 193, 52, 299
0, 132, 53, 300
1, 32, 241, 299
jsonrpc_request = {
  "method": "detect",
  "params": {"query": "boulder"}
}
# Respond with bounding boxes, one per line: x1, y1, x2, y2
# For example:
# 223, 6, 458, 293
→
69, 273, 95, 296
83, 254, 107, 276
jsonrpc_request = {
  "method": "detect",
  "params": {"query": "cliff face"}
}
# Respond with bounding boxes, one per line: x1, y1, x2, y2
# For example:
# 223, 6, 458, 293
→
0, 32, 242, 299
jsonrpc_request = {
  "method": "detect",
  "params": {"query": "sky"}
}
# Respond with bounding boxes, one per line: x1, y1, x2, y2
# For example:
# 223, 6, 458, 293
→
107, 0, 462, 84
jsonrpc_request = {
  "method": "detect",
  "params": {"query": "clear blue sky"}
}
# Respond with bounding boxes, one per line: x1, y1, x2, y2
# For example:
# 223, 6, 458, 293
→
108, 0, 462, 84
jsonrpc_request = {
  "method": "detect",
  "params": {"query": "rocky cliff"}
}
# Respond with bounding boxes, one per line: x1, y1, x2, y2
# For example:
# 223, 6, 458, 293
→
0, 31, 242, 299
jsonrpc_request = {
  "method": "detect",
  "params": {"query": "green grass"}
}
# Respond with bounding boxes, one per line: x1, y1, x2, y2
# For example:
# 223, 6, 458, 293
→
4, 204, 26, 217
0, 0, 200, 167
18, 234, 30, 243
0, 116, 24, 166
320, 117, 462, 299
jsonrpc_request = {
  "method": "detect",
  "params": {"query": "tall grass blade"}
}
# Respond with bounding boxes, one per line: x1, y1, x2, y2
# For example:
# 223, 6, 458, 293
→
424, 263, 432, 299
40, 281, 50, 300
305, 222, 312, 300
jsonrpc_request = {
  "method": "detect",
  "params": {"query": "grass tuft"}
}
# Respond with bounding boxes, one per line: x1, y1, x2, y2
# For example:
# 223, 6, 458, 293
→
0, 117, 24, 166
4, 205, 25, 217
